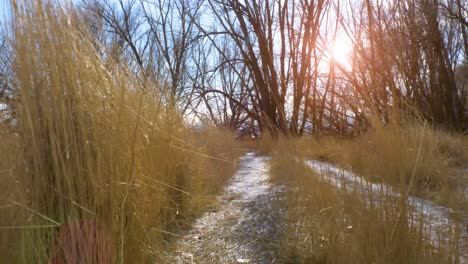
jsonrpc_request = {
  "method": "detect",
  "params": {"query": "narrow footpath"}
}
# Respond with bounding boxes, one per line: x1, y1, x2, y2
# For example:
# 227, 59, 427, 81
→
166, 153, 466, 263
169, 152, 286, 264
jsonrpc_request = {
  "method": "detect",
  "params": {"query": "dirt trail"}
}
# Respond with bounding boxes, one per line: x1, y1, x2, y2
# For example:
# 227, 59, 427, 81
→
168, 152, 285, 264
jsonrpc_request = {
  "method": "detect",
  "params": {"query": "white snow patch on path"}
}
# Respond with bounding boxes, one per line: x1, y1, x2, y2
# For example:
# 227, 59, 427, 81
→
169, 152, 285, 264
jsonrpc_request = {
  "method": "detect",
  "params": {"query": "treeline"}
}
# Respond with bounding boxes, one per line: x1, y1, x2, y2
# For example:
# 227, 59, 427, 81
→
1, 0, 467, 135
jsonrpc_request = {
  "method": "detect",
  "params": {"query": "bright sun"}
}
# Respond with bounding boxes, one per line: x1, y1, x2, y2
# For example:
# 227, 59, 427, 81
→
328, 35, 353, 67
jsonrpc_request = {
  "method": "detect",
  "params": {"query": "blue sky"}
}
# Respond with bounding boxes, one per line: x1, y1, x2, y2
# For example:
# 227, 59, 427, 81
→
0, 1, 8, 18
0, 0, 12, 28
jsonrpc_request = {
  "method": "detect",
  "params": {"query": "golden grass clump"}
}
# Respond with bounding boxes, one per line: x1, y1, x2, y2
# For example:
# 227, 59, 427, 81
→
0, 2, 240, 263
256, 130, 275, 154
0, 127, 20, 260
270, 140, 461, 264
175, 127, 242, 220
297, 121, 467, 202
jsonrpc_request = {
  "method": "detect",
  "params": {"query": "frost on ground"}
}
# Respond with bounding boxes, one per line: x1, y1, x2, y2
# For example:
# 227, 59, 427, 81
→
167, 152, 286, 264
305, 160, 468, 263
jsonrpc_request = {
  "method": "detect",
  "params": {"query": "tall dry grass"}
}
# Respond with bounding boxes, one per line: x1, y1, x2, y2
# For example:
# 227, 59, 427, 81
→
0, 2, 241, 263
296, 120, 468, 208
266, 108, 467, 263
0, 124, 20, 260
270, 138, 462, 264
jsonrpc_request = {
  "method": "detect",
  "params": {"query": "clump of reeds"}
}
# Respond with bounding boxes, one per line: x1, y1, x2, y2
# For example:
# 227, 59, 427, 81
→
0, 1, 240, 263
297, 119, 467, 206
270, 138, 461, 263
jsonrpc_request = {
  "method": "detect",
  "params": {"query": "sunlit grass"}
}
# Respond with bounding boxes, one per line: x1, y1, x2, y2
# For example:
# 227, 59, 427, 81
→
270, 136, 463, 263
0, 2, 241, 263
295, 121, 467, 209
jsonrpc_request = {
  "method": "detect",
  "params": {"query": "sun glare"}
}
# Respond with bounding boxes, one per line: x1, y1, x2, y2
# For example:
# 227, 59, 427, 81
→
329, 35, 353, 67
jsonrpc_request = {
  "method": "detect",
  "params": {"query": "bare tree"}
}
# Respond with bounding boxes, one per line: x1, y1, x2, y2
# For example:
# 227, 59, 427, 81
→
141, 0, 203, 108
77, 0, 467, 134
0, 29, 14, 123
338, 0, 465, 130
199, 0, 335, 136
